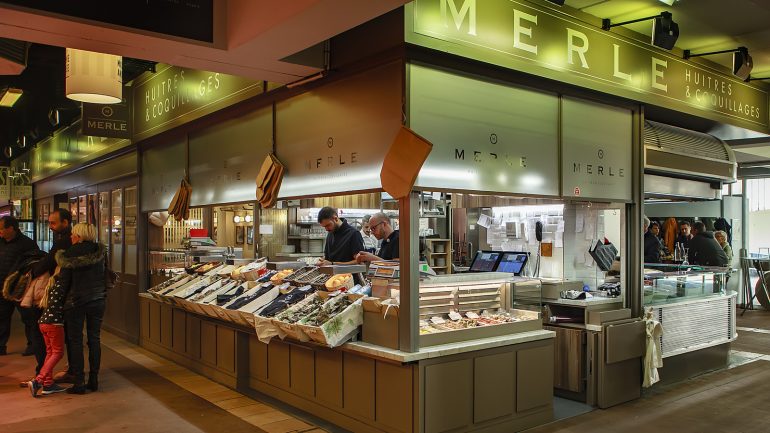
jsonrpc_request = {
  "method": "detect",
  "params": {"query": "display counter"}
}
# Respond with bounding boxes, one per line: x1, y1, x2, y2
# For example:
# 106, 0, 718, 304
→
641, 265, 736, 383
140, 263, 555, 433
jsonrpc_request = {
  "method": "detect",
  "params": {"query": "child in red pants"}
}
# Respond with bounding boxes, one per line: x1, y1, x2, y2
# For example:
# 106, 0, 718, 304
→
28, 277, 67, 397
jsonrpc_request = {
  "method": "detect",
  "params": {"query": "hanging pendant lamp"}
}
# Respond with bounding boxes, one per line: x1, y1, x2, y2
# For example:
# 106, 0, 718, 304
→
66, 48, 122, 104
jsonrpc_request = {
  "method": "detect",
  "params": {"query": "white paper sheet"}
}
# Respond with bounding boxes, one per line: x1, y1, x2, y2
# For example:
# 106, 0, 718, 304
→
557, 220, 565, 233
575, 213, 584, 232
477, 214, 492, 229
555, 232, 564, 248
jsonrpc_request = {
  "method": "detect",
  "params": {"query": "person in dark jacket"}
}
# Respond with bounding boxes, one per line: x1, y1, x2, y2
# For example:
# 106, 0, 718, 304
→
0, 216, 40, 356
687, 221, 729, 267
317, 207, 365, 265
58, 222, 108, 394
19, 209, 73, 387
643, 216, 662, 264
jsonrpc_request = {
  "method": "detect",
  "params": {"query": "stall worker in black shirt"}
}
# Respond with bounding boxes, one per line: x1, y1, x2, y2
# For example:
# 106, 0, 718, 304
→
355, 212, 399, 263
317, 207, 365, 266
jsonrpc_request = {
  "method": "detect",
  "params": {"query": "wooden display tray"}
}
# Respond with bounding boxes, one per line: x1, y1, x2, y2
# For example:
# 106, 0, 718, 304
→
420, 310, 541, 347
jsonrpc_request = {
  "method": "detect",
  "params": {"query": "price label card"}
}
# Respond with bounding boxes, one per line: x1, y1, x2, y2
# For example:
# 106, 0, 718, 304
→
430, 316, 446, 325
448, 311, 463, 321
465, 312, 480, 319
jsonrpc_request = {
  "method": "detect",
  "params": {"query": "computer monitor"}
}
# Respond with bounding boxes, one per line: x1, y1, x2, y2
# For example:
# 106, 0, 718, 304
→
495, 252, 529, 275
469, 251, 502, 272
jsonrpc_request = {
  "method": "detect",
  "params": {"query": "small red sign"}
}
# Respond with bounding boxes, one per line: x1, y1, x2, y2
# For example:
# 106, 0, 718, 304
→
574, 187, 581, 196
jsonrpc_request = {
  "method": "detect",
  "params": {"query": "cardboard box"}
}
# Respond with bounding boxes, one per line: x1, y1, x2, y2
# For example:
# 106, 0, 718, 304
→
362, 298, 400, 350
371, 277, 400, 299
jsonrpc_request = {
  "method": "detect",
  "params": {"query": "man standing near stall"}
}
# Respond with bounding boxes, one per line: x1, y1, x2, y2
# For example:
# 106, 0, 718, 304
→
0, 216, 40, 356
317, 207, 365, 266
355, 212, 400, 263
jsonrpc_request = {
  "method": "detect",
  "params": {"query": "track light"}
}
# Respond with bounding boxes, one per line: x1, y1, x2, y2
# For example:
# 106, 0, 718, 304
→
286, 72, 326, 89
48, 108, 60, 127
602, 12, 679, 50
17, 135, 25, 149
684, 46, 753, 81
3, 146, 12, 158
546, 0, 565, 5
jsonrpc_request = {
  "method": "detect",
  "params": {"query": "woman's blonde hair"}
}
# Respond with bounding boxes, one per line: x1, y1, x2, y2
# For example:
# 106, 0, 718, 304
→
714, 230, 727, 241
72, 222, 97, 242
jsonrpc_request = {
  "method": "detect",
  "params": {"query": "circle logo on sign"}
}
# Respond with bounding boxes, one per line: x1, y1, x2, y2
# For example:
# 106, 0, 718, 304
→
490, 133, 498, 144
574, 187, 581, 196
597, 149, 604, 159
101, 106, 114, 117
327, 137, 334, 148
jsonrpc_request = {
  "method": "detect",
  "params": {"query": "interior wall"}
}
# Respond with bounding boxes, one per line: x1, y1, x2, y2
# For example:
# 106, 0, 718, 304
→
644, 201, 722, 219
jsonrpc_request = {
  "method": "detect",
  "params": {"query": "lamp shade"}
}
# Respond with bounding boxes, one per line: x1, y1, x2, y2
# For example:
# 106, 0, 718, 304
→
66, 48, 122, 104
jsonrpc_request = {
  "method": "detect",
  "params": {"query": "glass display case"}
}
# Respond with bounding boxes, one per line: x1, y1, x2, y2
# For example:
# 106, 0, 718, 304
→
417, 273, 542, 346
643, 264, 728, 305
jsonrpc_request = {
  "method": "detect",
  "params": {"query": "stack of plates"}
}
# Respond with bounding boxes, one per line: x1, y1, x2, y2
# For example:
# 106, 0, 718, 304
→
300, 239, 310, 253
281, 245, 296, 253
309, 239, 324, 253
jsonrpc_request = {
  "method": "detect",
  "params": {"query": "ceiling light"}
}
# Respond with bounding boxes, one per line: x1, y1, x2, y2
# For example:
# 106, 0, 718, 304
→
684, 46, 753, 81
602, 12, 679, 50
245, 214, 253, 223
234, 215, 242, 223
546, 0, 565, 5
17, 135, 25, 149
658, 0, 677, 5
0, 88, 22, 107
66, 48, 122, 104
3, 146, 12, 158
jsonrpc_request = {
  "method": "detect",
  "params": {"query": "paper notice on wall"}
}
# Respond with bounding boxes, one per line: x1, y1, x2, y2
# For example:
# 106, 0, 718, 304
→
555, 232, 563, 248
527, 229, 538, 245
557, 220, 565, 233
477, 214, 492, 229
585, 251, 594, 267
575, 213, 584, 233
585, 221, 595, 240
259, 224, 274, 235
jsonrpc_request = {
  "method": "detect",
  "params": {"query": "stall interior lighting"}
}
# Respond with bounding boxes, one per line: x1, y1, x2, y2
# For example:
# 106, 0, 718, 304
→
0, 88, 22, 107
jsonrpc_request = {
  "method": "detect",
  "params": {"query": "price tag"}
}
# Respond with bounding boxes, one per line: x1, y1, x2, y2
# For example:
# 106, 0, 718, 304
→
430, 316, 446, 325
465, 312, 480, 319
448, 311, 463, 321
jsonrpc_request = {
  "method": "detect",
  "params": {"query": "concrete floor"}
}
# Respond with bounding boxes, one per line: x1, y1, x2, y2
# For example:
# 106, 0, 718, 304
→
1, 308, 768, 433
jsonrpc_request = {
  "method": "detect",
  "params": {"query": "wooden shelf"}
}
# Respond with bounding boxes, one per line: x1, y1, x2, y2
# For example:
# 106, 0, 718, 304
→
425, 239, 452, 275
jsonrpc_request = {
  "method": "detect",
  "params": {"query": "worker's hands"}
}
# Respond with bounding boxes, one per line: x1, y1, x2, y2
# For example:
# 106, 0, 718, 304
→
318, 259, 333, 266
355, 251, 377, 263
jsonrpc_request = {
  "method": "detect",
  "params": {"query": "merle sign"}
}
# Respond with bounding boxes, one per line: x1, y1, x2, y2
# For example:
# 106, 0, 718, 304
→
408, 0, 770, 133
82, 94, 131, 139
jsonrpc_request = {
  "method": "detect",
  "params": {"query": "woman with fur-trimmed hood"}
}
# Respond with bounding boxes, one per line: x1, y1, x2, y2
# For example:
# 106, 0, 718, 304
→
56, 222, 108, 395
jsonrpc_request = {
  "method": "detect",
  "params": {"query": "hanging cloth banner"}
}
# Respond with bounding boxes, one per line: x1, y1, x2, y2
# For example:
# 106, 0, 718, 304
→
380, 127, 433, 199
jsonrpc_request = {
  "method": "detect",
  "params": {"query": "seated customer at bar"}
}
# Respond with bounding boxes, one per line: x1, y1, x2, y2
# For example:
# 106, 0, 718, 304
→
355, 212, 399, 263
317, 206, 364, 266
687, 221, 729, 267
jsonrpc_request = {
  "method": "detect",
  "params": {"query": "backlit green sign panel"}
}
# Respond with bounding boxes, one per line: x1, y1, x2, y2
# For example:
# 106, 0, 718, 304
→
133, 64, 264, 142
408, 0, 769, 133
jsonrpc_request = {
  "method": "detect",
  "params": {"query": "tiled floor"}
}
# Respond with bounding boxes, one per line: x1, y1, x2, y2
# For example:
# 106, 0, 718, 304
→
2, 307, 768, 433
0, 324, 326, 433
526, 307, 770, 433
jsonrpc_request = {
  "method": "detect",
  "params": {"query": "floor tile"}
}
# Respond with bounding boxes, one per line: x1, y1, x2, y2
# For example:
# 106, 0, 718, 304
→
244, 410, 294, 426
228, 403, 276, 418
259, 418, 313, 433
